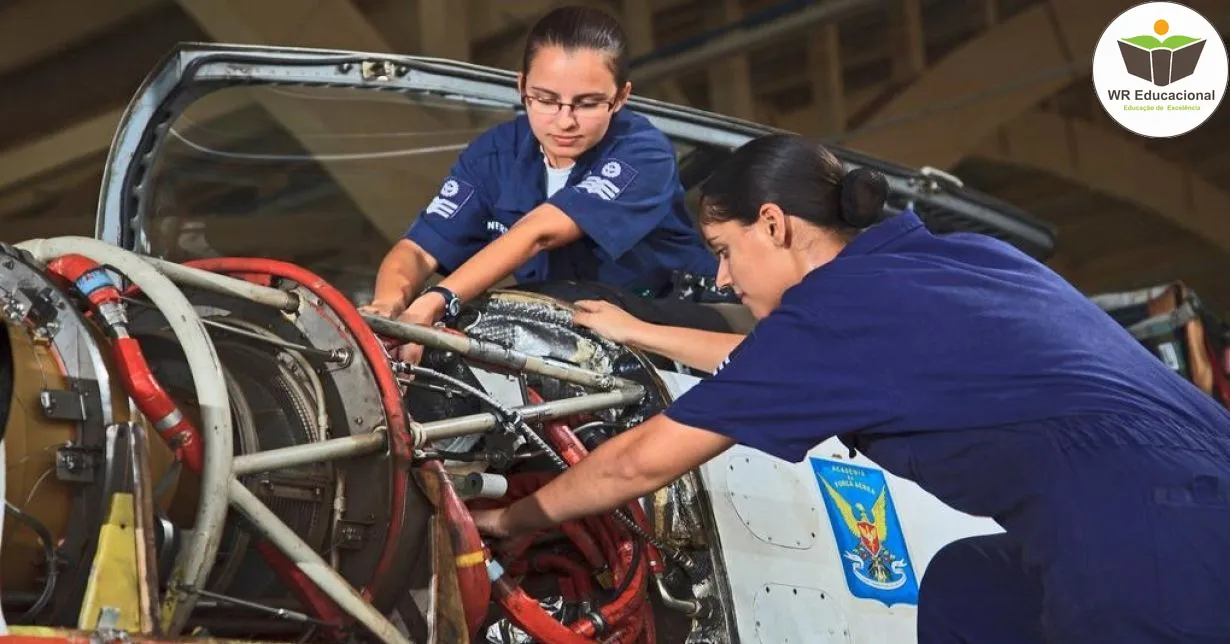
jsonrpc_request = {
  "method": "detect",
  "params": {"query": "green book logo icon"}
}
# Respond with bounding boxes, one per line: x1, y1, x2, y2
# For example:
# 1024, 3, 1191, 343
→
1118, 19, 1206, 86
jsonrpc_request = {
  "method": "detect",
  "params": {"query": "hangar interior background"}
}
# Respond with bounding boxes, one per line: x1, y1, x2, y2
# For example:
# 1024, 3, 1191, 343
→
1, 0, 1227, 314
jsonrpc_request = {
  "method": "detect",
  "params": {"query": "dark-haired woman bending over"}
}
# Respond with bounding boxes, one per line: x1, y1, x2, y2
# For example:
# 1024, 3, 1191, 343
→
471, 133, 1230, 643
364, 6, 716, 360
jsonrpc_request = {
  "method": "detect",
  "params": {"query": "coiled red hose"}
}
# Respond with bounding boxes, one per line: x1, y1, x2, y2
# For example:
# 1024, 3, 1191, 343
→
470, 388, 655, 643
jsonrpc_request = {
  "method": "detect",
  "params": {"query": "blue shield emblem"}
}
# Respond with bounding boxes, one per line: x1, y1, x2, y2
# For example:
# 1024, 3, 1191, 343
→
811, 458, 918, 606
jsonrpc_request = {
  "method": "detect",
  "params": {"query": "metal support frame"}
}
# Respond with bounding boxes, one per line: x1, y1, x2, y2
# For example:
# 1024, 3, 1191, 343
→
364, 314, 640, 393
138, 255, 645, 396
142, 256, 299, 311
411, 388, 646, 444
232, 431, 388, 476
227, 479, 410, 644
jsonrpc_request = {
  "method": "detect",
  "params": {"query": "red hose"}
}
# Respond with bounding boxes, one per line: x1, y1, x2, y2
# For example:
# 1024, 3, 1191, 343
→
420, 460, 492, 637
539, 411, 665, 576
491, 578, 595, 644
181, 258, 415, 606
639, 601, 658, 644
46, 255, 207, 472
479, 390, 654, 642
560, 520, 608, 570
112, 338, 204, 472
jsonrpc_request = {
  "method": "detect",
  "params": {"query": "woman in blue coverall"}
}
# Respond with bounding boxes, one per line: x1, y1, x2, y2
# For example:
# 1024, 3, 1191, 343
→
471, 133, 1230, 643
364, 6, 716, 352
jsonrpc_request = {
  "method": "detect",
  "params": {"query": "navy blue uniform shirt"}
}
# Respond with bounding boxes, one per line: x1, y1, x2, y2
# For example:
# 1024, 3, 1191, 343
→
667, 208, 1230, 464
404, 110, 717, 295
665, 211, 1230, 640
667, 210, 1230, 539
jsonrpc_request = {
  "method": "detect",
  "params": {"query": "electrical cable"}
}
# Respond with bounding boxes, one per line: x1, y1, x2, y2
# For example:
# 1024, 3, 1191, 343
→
4, 501, 58, 622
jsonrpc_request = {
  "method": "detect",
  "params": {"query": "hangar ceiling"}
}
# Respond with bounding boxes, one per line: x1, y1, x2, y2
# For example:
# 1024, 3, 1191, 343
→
0, 0, 1227, 314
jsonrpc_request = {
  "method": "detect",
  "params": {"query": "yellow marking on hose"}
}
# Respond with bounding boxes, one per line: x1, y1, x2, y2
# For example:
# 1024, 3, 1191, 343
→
455, 550, 487, 568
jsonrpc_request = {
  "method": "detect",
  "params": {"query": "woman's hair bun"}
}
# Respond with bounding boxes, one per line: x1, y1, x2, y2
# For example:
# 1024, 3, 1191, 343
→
839, 167, 889, 228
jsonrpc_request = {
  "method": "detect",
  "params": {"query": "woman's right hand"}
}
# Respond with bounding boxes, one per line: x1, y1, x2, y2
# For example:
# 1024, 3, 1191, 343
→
358, 299, 404, 320
572, 300, 647, 345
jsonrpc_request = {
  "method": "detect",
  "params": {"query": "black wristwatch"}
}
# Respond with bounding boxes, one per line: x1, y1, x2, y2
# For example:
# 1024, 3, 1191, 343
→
424, 285, 461, 324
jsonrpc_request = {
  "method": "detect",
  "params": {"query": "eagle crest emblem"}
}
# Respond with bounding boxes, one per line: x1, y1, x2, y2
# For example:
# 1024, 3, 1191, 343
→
811, 458, 919, 606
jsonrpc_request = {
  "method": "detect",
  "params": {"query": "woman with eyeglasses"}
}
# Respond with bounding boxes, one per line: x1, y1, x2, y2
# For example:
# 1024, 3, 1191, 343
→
364, 6, 718, 355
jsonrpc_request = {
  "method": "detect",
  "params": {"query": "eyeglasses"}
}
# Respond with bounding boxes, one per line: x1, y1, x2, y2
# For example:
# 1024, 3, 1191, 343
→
524, 95, 618, 118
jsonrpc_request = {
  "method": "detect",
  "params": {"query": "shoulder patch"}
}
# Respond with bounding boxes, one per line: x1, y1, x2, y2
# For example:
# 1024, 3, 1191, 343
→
574, 158, 639, 201
425, 176, 477, 218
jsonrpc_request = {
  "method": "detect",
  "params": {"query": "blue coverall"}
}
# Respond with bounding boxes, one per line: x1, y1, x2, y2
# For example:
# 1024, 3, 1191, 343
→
404, 109, 717, 296
665, 210, 1230, 643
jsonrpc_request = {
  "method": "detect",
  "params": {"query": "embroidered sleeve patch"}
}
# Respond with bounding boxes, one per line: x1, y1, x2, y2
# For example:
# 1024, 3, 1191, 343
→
574, 158, 639, 201
425, 176, 477, 218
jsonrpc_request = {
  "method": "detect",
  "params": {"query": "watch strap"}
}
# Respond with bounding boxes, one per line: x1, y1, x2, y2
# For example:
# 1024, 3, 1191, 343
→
424, 285, 461, 323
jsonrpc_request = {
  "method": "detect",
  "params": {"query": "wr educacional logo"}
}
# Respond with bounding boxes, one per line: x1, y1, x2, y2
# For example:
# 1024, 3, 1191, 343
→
1116, 18, 1205, 87
1092, 2, 1227, 138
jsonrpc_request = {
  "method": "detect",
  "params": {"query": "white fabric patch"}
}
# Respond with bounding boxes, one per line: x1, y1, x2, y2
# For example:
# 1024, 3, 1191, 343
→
425, 176, 476, 218
573, 158, 638, 201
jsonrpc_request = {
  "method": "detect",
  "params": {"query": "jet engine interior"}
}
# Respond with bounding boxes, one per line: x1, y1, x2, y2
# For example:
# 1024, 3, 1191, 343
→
0, 237, 734, 643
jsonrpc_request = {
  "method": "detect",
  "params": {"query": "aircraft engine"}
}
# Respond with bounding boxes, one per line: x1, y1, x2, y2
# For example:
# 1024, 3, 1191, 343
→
0, 238, 731, 644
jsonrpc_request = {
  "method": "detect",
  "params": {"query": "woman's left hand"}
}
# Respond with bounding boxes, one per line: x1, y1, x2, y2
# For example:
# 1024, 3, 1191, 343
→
572, 299, 647, 344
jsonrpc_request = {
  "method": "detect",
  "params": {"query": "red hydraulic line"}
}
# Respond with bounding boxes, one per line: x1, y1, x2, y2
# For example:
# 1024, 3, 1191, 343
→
639, 601, 658, 644
534, 421, 653, 637
490, 577, 595, 644
571, 544, 648, 640
420, 460, 492, 637
488, 408, 654, 643
46, 255, 205, 472
528, 388, 665, 576
112, 338, 204, 472
560, 520, 607, 570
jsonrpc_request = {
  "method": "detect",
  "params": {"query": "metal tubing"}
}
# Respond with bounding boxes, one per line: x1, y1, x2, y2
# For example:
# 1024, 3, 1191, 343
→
365, 314, 634, 392
227, 478, 410, 644
199, 316, 348, 363
232, 431, 387, 476
411, 388, 644, 445
632, 0, 877, 85
654, 574, 704, 618
142, 255, 299, 311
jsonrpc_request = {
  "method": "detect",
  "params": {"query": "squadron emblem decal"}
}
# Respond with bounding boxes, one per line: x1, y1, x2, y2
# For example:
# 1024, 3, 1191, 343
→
811, 458, 919, 606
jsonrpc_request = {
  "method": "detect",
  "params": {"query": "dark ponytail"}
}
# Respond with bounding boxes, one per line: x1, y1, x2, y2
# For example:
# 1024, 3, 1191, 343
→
522, 6, 631, 87
699, 134, 889, 240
